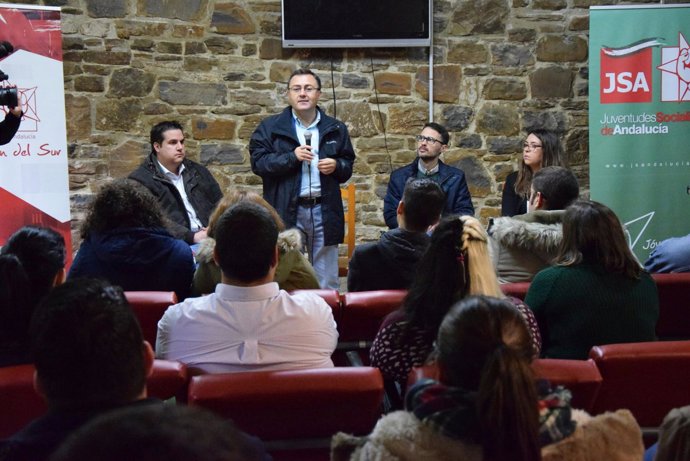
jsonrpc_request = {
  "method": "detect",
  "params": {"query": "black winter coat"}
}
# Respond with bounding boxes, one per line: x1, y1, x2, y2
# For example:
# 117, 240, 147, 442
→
249, 106, 355, 246
129, 153, 223, 243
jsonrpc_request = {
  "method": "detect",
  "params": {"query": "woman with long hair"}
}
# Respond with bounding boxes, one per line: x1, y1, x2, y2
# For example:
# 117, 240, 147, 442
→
502, 129, 567, 217
192, 189, 319, 295
68, 179, 195, 299
0, 226, 65, 366
526, 200, 658, 359
370, 215, 541, 391
334, 296, 644, 461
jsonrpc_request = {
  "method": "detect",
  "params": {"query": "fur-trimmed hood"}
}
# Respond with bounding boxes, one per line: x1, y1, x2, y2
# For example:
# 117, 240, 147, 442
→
195, 228, 304, 265
489, 210, 565, 254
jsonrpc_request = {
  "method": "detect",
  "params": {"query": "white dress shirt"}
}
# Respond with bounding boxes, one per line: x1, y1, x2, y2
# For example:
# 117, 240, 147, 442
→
156, 282, 338, 373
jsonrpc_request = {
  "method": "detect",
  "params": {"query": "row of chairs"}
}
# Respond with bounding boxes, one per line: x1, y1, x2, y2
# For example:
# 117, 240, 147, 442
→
8, 350, 683, 461
409, 340, 690, 437
502, 272, 690, 340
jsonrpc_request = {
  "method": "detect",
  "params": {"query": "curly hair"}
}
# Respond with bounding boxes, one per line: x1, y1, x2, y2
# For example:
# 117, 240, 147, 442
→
80, 179, 168, 238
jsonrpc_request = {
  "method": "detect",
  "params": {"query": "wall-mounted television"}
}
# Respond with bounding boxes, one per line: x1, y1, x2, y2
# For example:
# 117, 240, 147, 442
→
281, 0, 431, 48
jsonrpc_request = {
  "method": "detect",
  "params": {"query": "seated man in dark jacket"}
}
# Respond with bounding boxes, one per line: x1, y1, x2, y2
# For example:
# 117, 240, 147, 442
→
348, 178, 445, 292
129, 121, 223, 245
383, 122, 474, 229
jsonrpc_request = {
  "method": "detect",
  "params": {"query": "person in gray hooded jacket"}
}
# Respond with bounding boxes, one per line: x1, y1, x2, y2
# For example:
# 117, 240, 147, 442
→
348, 178, 445, 292
488, 166, 579, 284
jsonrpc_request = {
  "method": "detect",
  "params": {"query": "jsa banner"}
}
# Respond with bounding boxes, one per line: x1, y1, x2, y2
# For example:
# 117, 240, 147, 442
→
0, 4, 71, 258
590, 5, 690, 262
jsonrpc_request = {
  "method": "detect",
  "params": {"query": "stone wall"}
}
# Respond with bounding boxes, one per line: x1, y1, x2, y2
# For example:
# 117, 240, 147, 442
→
27, 0, 666, 247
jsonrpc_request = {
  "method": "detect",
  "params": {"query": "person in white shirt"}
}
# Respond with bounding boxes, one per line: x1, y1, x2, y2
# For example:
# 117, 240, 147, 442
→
156, 202, 338, 373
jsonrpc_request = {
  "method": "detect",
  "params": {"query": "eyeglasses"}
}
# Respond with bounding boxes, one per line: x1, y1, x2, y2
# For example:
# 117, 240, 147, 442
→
288, 86, 320, 94
523, 142, 543, 151
415, 135, 444, 145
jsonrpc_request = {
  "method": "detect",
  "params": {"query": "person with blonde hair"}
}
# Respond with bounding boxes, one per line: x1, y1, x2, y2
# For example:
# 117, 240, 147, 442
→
369, 215, 542, 403
192, 189, 319, 295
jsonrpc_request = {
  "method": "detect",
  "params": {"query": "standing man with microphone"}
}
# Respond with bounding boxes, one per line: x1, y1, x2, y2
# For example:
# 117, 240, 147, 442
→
250, 69, 355, 289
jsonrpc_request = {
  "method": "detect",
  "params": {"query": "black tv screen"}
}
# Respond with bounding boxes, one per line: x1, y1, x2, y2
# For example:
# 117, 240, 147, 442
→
282, 0, 431, 48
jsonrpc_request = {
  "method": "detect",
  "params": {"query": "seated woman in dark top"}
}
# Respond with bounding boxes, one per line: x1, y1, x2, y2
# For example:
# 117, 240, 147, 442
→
502, 129, 567, 217
68, 179, 194, 299
369, 216, 541, 398
0, 226, 65, 367
526, 199, 659, 359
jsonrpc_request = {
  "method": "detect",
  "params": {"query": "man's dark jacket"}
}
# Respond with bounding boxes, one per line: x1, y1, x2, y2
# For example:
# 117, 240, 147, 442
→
129, 153, 223, 244
249, 106, 355, 246
347, 228, 430, 292
383, 158, 474, 229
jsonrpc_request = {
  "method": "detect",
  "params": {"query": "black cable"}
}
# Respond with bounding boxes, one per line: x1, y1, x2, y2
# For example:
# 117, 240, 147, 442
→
330, 57, 337, 119
370, 56, 392, 173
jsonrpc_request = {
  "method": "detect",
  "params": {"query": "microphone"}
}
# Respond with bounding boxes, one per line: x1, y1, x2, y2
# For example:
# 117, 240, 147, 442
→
303, 131, 312, 147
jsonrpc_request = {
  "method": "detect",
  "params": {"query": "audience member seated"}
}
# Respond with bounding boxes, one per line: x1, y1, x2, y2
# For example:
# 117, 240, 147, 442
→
369, 216, 542, 392
526, 200, 659, 360
501, 128, 568, 217
192, 190, 318, 296
51, 404, 269, 461
68, 179, 195, 299
0, 279, 158, 461
333, 296, 643, 460
348, 178, 444, 292
156, 202, 338, 373
644, 233, 690, 273
0, 226, 65, 367
489, 166, 579, 283
644, 405, 690, 461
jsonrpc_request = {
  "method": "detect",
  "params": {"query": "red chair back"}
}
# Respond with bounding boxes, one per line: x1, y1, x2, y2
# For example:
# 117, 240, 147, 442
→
339, 290, 407, 344
408, 358, 602, 412
289, 289, 341, 324
652, 273, 690, 339
0, 364, 46, 438
0, 360, 188, 438
188, 367, 383, 442
590, 340, 690, 427
500, 281, 531, 300
125, 291, 178, 348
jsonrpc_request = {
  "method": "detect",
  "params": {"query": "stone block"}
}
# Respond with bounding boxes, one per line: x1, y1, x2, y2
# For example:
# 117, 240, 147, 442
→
95, 99, 143, 131
476, 103, 519, 136
374, 72, 411, 96
159, 82, 227, 106
483, 78, 527, 100
454, 155, 492, 198
86, 0, 127, 17
491, 43, 533, 67
157, 42, 183, 54
529, 66, 573, 98
343, 74, 369, 89
488, 136, 522, 155
536, 35, 588, 62
442, 105, 474, 131
522, 111, 568, 133
108, 140, 148, 178
109, 68, 155, 97
65, 95, 92, 142
212, 3, 255, 34
191, 119, 237, 140
458, 134, 482, 149
388, 105, 428, 135
336, 101, 379, 138
451, 0, 510, 35
533, 0, 566, 9
416, 65, 462, 103
74, 76, 105, 92
565, 128, 589, 165
82, 50, 130, 65
141, 0, 208, 21
115, 20, 167, 39
204, 36, 240, 54
200, 144, 245, 165
448, 41, 489, 64
508, 28, 536, 43
269, 62, 294, 85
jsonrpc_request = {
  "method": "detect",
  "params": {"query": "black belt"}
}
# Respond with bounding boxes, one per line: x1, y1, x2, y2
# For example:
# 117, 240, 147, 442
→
298, 196, 322, 207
